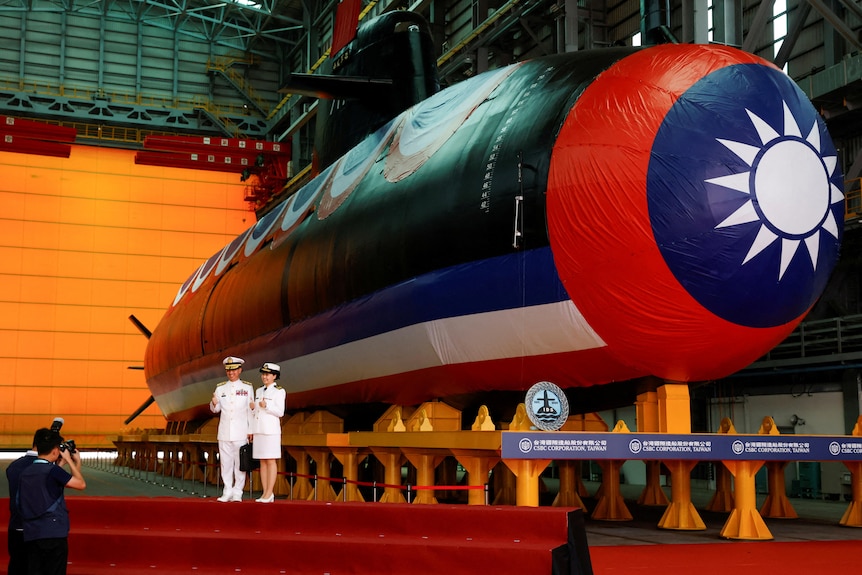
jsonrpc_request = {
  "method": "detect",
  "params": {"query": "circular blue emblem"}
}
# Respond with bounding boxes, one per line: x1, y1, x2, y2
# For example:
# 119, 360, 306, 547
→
525, 381, 569, 431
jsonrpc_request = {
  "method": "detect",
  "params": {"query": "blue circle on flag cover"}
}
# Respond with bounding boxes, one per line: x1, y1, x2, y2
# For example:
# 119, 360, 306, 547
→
647, 63, 843, 328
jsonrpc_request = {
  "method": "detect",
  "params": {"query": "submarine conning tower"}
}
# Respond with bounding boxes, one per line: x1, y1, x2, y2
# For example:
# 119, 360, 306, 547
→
307, 10, 440, 171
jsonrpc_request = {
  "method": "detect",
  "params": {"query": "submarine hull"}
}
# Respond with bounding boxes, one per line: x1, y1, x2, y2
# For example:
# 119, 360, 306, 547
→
145, 44, 843, 421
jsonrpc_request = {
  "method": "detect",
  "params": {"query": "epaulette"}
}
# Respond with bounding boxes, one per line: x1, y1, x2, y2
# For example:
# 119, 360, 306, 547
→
274, 385, 284, 390
216, 381, 228, 387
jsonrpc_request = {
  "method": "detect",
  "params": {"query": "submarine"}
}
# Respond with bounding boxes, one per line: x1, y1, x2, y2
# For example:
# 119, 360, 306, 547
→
141, 9, 844, 424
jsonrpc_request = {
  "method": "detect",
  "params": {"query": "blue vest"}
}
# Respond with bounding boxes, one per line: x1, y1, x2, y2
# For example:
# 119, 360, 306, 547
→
17, 460, 70, 541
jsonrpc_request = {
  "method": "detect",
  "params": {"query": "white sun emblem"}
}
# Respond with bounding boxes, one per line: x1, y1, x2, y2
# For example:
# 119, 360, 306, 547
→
706, 102, 843, 280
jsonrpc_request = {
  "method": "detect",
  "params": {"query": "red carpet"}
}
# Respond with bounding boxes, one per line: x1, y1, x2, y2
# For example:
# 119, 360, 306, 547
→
1, 497, 581, 575
590, 540, 862, 574
3, 497, 860, 574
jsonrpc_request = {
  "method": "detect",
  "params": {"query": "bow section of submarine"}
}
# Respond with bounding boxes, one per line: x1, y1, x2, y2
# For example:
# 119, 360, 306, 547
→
144, 11, 844, 422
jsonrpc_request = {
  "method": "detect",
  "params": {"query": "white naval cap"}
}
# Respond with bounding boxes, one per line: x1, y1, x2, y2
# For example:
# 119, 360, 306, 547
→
223, 356, 245, 370
259, 362, 281, 378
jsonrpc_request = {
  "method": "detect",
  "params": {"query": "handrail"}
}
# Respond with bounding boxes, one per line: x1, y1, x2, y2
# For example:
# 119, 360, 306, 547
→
0, 76, 207, 113
846, 178, 861, 221
753, 313, 862, 365
206, 57, 270, 115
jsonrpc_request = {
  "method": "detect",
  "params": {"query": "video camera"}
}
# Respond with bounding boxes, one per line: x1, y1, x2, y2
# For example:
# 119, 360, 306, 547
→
51, 417, 77, 454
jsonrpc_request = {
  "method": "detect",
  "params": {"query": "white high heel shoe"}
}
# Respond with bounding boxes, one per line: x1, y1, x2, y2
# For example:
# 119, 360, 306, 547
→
255, 494, 275, 503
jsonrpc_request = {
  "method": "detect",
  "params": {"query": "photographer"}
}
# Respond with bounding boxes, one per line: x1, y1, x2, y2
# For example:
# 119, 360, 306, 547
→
17, 428, 86, 575
5, 430, 39, 575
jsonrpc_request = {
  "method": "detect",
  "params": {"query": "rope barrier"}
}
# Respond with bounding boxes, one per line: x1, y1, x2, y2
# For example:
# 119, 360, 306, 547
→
277, 469, 486, 491
90, 449, 491, 504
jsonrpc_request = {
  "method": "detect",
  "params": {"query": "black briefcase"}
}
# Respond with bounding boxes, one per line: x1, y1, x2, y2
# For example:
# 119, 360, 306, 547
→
239, 442, 259, 471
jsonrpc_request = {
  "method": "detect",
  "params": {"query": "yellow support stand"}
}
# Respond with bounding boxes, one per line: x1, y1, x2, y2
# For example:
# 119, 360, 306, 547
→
638, 384, 704, 530
281, 410, 345, 501
760, 460, 798, 518
498, 404, 549, 507
502, 458, 552, 507
553, 460, 586, 508
402, 449, 445, 504
840, 461, 862, 527
557, 413, 608, 506
720, 459, 773, 540
657, 383, 692, 433
706, 464, 735, 512
636, 390, 660, 431
707, 418, 735, 512
636, 390, 668, 506
285, 447, 315, 501
591, 459, 633, 520
840, 416, 862, 527
491, 461, 517, 505
452, 450, 498, 506
757, 416, 797, 519
447, 406, 500, 505
305, 446, 339, 501
401, 402, 459, 504
658, 460, 706, 530
638, 461, 669, 506
591, 420, 633, 521
371, 447, 407, 503
330, 445, 368, 502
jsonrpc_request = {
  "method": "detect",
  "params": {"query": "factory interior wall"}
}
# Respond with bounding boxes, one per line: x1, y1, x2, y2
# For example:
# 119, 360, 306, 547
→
709, 391, 845, 436
0, 145, 251, 448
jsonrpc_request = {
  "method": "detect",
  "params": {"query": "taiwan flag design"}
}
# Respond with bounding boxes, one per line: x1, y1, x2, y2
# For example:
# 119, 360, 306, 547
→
547, 44, 843, 382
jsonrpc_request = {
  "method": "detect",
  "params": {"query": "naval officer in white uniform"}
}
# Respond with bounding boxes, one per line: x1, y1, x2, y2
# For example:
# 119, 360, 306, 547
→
209, 356, 254, 502
250, 362, 286, 503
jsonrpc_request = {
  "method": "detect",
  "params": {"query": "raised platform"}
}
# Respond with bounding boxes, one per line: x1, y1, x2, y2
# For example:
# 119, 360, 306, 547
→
0, 497, 587, 575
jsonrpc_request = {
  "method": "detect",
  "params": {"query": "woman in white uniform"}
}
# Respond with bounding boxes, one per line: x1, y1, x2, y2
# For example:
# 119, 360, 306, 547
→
250, 362, 286, 503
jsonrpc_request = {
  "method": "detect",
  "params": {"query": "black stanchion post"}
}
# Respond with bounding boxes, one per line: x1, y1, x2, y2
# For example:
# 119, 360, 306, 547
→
170, 451, 177, 490
179, 455, 185, 492
203, 455, 209, 498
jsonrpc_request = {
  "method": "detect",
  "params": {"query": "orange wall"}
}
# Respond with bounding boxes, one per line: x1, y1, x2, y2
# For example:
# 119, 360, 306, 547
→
0, 145, 251, 448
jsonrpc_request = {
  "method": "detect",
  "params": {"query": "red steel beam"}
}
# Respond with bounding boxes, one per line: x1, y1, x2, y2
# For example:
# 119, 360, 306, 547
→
135, 151, 261, 173
0, 134, 72, 158
143, 135, 289, 155
1, 116, 77, 143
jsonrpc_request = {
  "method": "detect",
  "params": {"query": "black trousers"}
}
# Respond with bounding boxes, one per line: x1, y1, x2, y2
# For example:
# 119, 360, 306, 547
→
7, 528, 27, 575
25, 537, 68, 575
